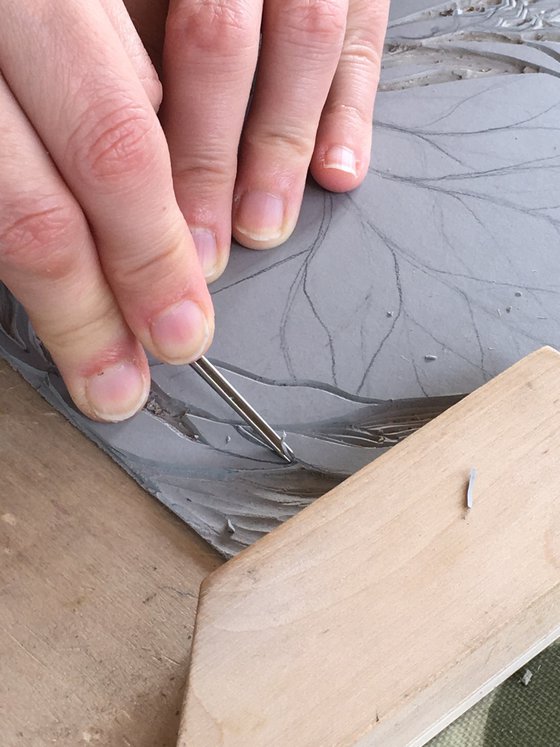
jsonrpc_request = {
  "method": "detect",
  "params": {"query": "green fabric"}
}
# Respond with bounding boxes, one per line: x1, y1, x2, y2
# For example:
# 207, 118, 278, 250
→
429, 642, 560, 746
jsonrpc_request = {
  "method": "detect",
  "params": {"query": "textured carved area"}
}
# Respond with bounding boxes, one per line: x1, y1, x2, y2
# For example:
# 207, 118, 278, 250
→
383, 0, 560, 89
2, 0, 560, 556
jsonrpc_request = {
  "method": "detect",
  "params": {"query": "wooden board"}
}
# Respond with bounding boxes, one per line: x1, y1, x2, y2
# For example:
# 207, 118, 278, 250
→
179, 346, 560, 747
0, 360, 222, 746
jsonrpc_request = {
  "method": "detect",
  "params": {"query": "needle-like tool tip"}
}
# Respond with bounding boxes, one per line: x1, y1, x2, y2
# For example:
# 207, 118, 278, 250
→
280, 441, 296, 463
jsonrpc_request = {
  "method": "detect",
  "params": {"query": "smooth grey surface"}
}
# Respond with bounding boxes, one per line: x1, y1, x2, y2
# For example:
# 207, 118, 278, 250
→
2, 0, 559, 556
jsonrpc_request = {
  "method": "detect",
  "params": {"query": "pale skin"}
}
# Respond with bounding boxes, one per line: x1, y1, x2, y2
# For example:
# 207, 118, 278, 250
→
0, 0, 390, 421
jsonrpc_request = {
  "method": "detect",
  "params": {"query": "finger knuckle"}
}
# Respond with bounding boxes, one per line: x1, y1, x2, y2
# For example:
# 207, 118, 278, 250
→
71, 99, 158, 186
0, 198, 80, 281
323, 101, 372, 128
278, 0, 347, 43
342, 33, 383, 72
172, 152, 234, 188
110, 226, 185, 294
167, 0, 254, 55
245, 127, 314, 161
45, 297, 119, 353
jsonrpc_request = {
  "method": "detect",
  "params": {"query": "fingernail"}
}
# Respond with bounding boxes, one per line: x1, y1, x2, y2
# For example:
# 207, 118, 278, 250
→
150, 299, 211, 363
235, 190, 285, 242
191, 228, 219, 279
323, 146, 358, 176
86, 361, 148, 422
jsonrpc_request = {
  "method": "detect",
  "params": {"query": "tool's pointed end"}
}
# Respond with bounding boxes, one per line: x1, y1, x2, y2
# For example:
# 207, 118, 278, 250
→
280, 441, 296, 463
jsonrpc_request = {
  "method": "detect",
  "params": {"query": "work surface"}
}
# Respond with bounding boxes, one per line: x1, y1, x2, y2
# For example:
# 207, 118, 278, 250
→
2, 359, 560, 746
0, 360, 221, 747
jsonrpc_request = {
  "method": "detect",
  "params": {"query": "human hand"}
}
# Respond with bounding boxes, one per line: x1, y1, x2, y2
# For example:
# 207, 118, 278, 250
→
127, 0, 390, 279
0, 1, 214, 422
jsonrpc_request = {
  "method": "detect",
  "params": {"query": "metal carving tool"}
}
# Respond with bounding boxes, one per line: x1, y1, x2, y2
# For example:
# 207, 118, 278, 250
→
190, 356, 295, 463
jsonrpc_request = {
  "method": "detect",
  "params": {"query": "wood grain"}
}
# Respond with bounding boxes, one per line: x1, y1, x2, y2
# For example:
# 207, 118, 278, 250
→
0, 361, 221, 747
179, 347, 560, 747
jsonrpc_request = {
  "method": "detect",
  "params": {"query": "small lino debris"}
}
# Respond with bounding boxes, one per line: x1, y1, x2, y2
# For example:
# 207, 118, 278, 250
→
521, 668, 533, 687
466, 467, 477, 510
226, 518, 235, 535
145, 398, 164, 416
386, 311, 394, 318
424, 354, 438, 362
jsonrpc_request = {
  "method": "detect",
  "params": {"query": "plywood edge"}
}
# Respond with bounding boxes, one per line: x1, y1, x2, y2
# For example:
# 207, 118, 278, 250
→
359, 589, 560, 747
179, 346, 560, 747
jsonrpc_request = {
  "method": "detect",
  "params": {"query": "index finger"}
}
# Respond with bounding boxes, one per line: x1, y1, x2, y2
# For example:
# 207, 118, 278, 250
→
0, 0, 213, 365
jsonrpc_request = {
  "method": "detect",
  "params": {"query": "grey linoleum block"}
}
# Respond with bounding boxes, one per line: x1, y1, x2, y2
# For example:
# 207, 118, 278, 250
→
2, 0, 560, 556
